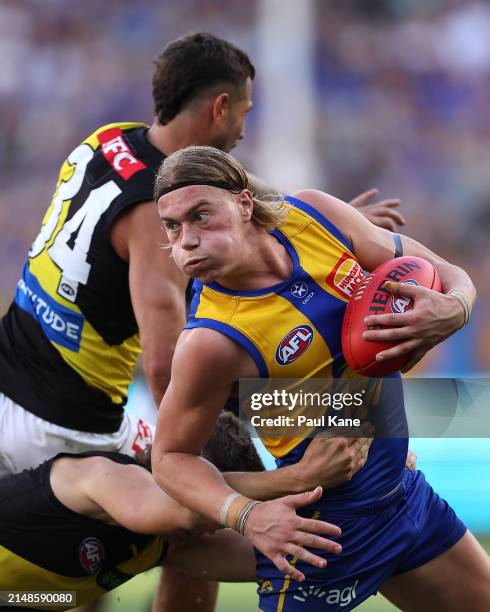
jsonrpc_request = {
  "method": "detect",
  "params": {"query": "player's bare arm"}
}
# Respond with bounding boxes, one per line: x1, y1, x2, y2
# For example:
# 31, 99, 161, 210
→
32, 454, 268, 588
48, 439, 367, 540
293, 189, 476, 370
50, 454, 219, 537
111, 201, 188, 403
224, 427, 373, 499
152, 328, 342, 581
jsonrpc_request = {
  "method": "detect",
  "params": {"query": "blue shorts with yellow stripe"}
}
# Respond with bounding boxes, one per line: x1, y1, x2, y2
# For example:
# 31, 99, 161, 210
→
255, 469, 466, 611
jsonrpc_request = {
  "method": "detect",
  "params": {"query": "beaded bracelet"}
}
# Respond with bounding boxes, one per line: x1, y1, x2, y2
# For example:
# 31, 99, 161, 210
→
236, 500, 261, 535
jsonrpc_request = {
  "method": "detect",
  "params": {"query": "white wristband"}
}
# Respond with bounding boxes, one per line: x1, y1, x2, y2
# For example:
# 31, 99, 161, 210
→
219, 492, 241, 527
447, 289, 472, 327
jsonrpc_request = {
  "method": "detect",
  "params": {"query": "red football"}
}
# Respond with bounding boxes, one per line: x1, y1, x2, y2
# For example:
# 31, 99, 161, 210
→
341, 256, 442, 376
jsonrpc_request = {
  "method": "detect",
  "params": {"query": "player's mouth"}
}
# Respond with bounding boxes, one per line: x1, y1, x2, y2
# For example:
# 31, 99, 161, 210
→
184, 257, 208, 273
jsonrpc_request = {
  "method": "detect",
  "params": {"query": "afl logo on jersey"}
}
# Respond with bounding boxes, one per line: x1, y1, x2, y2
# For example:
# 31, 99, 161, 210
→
390, 279, 419, 314
275, 325, 314, 366
79, 537, 106, 575
60, 282, 75, 297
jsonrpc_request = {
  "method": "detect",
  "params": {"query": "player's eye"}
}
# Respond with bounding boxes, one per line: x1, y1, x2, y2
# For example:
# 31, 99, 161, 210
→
164, 221, 181, 232
194, 212, 210, 223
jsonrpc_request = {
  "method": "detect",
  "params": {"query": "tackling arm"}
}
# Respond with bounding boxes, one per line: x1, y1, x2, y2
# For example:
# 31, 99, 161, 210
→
81, 457, 204, 535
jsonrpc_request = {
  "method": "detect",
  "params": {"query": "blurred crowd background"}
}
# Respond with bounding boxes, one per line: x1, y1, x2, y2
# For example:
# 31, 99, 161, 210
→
0, 1, 488, 609
1, 0, 489, 372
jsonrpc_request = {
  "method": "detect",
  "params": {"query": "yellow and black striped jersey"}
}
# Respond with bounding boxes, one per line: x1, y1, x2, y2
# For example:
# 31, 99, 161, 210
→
0, 123, 164, 432
0, 452, 168, 610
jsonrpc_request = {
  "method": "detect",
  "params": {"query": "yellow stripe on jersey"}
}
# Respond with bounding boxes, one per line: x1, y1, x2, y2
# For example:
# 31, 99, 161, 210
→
85, 122, 148, 149
0, 536, 165, 610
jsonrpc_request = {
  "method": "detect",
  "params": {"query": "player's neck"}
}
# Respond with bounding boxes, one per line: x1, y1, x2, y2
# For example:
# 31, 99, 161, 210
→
147, 114, 212, 156
216, 230, 294, 291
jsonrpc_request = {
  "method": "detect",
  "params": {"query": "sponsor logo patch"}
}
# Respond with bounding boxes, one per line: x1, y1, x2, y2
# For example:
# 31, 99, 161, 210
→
58, 275, 78, 303
290, 282, 309, 298
15, 264, 84, 351
293, 580, 359, 607
98, 127, 146, 180
275, 325, 313, 365
79, 537, 106, 575
325, 253, 364, 300
390, 279, 419, 313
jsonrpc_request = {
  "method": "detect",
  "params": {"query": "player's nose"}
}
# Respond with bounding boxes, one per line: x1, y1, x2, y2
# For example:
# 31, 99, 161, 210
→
180, 224, 200, 249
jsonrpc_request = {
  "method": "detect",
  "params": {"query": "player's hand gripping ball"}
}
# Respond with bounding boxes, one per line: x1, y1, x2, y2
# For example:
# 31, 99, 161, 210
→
341, 256, 441, 376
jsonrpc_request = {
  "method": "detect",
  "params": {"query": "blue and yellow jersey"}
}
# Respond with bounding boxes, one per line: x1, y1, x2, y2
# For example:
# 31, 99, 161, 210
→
0, 452, 168, 610
0, 123, 164, 432
187, 196, 408, 505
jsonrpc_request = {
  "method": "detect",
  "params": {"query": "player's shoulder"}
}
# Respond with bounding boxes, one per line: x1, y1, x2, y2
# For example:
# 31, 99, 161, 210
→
290, 189, 363, 242
177, 327, 244, 359
290, 189, 349, 217
82, 121, 161, 184
82, 122, 149, 150
69, 122, 163, 223
52, 451, 137, 474
173, 327, 246, 379
55, 453, 146, 493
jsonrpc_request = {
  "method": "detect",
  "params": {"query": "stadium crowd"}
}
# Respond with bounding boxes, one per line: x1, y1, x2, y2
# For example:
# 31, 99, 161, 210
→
1, 0, 489, 374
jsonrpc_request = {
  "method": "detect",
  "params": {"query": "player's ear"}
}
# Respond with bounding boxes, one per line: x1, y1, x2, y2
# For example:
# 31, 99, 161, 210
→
238, 189, 253, 221
211, 92, 230, 123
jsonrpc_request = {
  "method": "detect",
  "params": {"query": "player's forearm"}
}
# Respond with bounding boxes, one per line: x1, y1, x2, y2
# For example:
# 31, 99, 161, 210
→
223, 464, 306, 501
143, 354, 172, 405
141, 318, 183, 404
404, 236, 475, 302
138, 293, 187, 405
152, 450, 246, 523
432, 261, 476, 304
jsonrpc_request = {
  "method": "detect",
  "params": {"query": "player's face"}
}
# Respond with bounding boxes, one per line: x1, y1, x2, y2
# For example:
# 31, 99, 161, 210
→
158, 185, 252, 282
215, 78, 253, 153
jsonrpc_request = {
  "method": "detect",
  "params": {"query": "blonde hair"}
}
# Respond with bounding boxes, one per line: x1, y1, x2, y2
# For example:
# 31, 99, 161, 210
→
154, 145, 289, 232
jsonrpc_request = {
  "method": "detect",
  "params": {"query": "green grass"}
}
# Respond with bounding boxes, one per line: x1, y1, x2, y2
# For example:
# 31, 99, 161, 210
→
98, 536, 490, 612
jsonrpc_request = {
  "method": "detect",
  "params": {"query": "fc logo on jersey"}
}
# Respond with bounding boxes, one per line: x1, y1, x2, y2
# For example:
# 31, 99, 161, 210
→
79, 537, 106, 575
290, 282, 308, 298
390, 279, 419, 314
98, 127, 146, 181
275, 325, 313, 366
